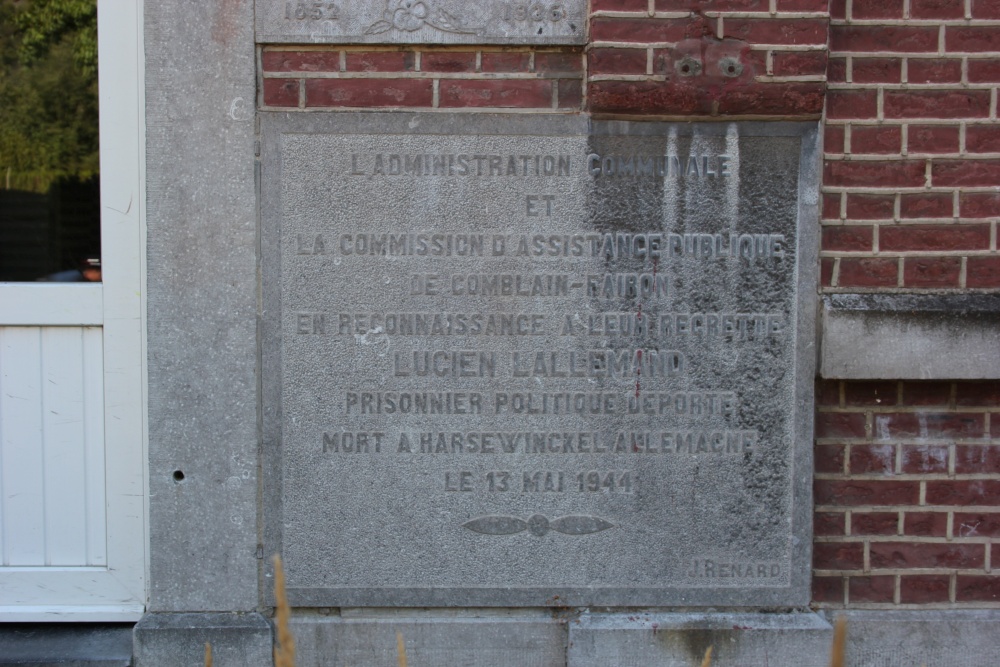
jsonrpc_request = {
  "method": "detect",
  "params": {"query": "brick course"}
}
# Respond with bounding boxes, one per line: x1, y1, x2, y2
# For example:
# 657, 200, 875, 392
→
261, 47, 585, 111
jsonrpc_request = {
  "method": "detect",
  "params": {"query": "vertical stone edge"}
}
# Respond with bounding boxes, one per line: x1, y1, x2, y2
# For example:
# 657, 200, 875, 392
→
795, 121, 823, 604
259, 111, 284, 606
143, 0, 260, 611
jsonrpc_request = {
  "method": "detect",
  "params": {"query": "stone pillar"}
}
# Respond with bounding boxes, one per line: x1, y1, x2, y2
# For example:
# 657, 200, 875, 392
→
136, 0, 271, 663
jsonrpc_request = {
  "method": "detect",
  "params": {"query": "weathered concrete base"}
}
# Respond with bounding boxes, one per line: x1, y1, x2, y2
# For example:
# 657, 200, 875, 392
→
290, 609, 566, 667
132, 613, 271, 667
837, 610, 1000, 667
290, 610, 833, 666
0, 623, 132, 666
126, 608, 1000, 666
567, 611, 832, 667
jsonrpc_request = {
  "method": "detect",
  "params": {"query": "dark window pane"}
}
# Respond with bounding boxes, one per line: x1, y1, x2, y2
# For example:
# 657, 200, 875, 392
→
0, 0, 100, 282
0, 177, 101, 281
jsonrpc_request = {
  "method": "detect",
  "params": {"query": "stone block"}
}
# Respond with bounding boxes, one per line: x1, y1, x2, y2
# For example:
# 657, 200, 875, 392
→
839, 610, 1000, 667
132, 613, 271, 667
567, 611, 832, 667
291, 609, 566, 667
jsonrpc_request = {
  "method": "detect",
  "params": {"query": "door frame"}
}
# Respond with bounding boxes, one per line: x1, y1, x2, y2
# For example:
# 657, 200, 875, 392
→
0, 0, 147, 621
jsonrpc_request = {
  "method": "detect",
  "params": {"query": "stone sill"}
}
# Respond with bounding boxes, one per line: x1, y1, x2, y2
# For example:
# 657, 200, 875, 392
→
820, 293, 1000, 380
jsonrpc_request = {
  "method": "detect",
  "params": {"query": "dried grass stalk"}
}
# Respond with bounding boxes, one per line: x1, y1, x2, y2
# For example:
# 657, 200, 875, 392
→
273, 555, 296, 667
396, 631, 408, 667
700, 646, 713, 667
829, 616, 847, 667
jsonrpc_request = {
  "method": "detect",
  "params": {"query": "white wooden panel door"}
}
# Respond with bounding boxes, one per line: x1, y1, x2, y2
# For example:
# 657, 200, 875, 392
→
0, 2, 146, 621
0, 326, 107, 568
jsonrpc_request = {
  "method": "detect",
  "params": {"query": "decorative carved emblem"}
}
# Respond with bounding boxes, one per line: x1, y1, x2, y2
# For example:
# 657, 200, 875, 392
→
463, 514, 614, 537
365, 0, 479, 35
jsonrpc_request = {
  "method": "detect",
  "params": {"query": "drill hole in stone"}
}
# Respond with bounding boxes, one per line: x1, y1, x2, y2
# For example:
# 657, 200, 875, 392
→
719, 58, 744, 77
172, 470, 185, 482
675, 58, 702, 77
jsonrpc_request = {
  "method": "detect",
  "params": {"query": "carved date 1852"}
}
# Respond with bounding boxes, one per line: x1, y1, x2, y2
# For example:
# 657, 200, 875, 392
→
285, 1, 339, 20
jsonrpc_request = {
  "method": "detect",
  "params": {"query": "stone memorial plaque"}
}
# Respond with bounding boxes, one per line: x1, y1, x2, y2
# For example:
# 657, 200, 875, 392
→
256, 0, 588, 45
261, 114, 819, 607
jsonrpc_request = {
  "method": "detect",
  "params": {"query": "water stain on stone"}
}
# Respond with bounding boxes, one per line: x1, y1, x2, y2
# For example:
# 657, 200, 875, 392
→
212, 0, 242, 44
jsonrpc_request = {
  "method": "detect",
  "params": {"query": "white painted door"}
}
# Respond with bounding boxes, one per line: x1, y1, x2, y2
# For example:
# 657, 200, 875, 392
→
0, 2, 146, 621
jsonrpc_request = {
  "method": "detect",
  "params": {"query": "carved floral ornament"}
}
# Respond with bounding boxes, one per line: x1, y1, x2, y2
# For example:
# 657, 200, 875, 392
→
365, 0, 478, 34
464, 514, 615, 537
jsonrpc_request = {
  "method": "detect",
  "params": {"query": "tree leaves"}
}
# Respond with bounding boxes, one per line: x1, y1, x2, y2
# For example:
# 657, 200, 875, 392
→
0, 0, 98, 191
15, 0, 97, 77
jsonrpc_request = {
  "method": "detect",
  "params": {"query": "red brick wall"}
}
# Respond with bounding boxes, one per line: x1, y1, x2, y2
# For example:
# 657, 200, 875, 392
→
814, 380, 1000, 607
814, 0, 1000, 610
258, 0, 1000, 610
822, 0, 1000, 291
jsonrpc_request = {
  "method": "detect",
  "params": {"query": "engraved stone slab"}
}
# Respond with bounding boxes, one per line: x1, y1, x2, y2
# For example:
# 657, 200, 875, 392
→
256, 0, 588, 45
260, 114, 819, 607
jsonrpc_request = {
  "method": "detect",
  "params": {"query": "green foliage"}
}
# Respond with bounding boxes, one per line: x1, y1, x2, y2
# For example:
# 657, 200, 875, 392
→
16, 0, 97, 77
0, 0, 98, 192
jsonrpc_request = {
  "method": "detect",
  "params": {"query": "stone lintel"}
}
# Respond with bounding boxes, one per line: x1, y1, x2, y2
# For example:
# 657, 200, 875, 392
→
255, 0, 589, 45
